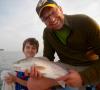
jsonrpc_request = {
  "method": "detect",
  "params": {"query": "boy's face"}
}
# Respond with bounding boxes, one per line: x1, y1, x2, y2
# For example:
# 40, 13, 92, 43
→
40, 7, 64, 30
23, 42, 37, 58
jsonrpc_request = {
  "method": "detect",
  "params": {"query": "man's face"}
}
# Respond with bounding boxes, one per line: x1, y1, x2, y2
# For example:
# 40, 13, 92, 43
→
23, 43, 37, 58
40, 7, 64, 30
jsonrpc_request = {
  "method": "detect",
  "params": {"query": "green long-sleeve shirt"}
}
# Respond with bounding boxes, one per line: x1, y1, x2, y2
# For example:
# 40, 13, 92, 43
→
43, 14, 100, 85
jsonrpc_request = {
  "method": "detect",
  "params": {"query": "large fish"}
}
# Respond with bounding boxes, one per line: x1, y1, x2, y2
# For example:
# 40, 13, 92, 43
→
12, 57, 68, 87
13, 57, 67, 79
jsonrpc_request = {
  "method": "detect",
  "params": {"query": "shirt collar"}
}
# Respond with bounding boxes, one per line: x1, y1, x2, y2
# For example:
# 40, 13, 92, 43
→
64, 14, 69, 27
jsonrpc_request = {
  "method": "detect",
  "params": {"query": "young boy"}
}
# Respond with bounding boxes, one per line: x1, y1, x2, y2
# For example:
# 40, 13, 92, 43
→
5, 37, 39, 90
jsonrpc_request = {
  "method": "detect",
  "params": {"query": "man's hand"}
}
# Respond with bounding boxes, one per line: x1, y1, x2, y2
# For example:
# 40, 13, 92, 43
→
27, 66, 58, 90
27, 77, 57, 90
56, 69, 83, 88
27, 77, 41, 90
30, 66, 43, 79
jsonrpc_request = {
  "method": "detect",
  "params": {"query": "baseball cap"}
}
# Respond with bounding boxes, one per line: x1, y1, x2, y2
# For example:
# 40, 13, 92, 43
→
36, 0, 59, 17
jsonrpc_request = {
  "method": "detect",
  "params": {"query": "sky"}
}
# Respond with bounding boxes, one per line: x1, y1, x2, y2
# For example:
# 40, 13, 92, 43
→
0, 0, 100, 55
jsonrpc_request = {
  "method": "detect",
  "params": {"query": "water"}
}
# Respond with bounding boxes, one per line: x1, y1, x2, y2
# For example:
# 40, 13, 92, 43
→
0, 51, 24, 89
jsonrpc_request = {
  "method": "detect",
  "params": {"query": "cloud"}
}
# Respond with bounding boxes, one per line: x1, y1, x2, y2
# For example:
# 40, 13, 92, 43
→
0, 0, 100, 51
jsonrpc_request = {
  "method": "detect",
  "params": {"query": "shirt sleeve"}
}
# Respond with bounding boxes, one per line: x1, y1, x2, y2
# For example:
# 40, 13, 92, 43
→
79, 15, 100, 85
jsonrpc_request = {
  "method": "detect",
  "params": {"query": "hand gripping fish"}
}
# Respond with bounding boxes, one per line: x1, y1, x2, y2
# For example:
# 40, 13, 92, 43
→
13, 57, 68, 87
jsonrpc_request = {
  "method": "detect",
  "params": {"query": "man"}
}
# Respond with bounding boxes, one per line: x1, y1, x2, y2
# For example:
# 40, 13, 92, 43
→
27, 0, 100, 89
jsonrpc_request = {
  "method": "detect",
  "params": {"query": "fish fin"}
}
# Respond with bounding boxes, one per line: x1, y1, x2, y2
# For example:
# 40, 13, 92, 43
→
57, 81, 66, 88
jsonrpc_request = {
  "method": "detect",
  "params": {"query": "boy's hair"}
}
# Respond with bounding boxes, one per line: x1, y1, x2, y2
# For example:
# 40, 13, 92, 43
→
23, 38, 39, 53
